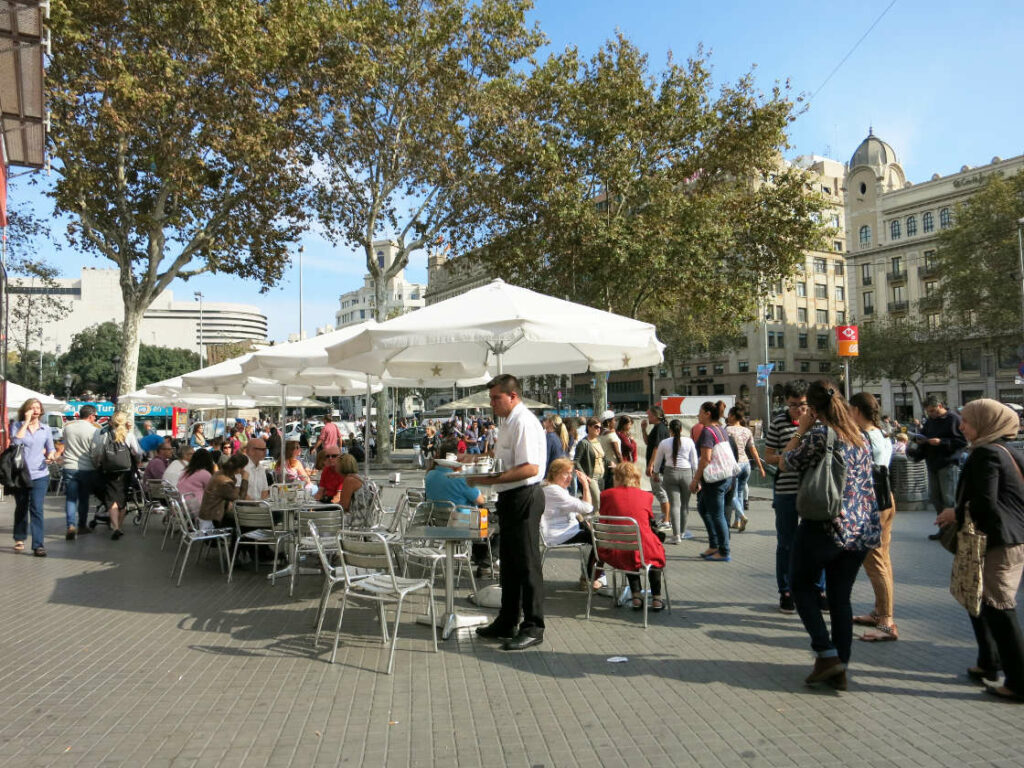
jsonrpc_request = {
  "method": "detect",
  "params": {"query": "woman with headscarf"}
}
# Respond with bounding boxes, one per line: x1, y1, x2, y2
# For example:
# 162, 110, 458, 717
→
935, 399, 1024, 701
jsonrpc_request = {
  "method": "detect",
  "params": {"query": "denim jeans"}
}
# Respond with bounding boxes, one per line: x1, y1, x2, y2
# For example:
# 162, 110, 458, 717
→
928, 464, 959, 514
790, 520, 868, 663
697, 476, 732, 556
729, 463, 751, 526
13, 476, 49, 550
774, 492, 826, 595
64, 468, 96, 529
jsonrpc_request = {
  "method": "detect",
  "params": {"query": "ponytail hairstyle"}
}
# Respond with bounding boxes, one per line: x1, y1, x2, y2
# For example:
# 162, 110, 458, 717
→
110, 410, 131, 444
849, 392, 881, 429
700, 401, 721, 422
807, 379, 864, 447
669, 419, 683, 464
549, 414, 569, 452
727, 406, 746, 426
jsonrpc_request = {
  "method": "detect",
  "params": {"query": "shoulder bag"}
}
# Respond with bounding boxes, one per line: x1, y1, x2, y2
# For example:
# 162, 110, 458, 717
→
703, 426, 739, 483
0, 443, 32, 491
796, 427, 847, 522
949, 502, 986, 617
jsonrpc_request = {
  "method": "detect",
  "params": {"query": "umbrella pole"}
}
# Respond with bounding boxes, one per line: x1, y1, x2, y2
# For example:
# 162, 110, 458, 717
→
364, 375, 371, 477
280, 385, 287, 477
223, 395, 228, 438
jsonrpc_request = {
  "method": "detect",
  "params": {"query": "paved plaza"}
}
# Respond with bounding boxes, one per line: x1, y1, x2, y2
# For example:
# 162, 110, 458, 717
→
0, 477, 1022, 768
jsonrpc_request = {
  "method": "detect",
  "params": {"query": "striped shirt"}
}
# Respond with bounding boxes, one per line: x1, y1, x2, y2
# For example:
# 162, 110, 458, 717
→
765, 410, 801, 495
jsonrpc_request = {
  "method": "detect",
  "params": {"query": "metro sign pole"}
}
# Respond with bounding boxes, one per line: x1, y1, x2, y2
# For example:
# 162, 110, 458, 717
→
835, 324, 859, 400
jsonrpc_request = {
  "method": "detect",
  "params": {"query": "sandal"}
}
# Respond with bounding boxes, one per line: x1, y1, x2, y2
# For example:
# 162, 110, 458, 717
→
650, 598, 664, 612
852, 613, 879, 627
13, 541, 25, 553
699, 548, 718, 559
631, 597, 644, 610
737, 516, 748, 532
860, 624, 898, 642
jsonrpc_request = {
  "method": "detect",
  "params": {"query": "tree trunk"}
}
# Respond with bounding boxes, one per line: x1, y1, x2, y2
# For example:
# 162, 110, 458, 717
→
119, 303, 145, 403
594, 375, 608, 418
372, 275, 391, 463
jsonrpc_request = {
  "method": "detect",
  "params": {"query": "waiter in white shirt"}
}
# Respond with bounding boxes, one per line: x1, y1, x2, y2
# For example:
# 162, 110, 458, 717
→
468, 374, 548, 650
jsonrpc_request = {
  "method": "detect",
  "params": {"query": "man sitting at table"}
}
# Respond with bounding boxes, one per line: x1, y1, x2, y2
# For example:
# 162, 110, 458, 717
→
242, 437, 270, 500
425, 439, 493, 572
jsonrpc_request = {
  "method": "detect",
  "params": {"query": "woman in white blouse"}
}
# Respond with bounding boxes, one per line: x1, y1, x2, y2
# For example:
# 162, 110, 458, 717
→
650, 419, 698, 544
541, 457, 602, 589
162, 445, 194, 490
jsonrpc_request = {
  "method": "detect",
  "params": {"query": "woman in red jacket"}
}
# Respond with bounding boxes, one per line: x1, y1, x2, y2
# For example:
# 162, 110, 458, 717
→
598, 462, 667, 610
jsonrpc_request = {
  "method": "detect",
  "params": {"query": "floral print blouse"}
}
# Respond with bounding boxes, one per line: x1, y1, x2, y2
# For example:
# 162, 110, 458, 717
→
783, 424, 880, 551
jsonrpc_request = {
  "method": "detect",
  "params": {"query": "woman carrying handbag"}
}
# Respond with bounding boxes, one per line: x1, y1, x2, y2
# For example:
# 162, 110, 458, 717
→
934, 399, 1024, 701
781, 379, 879, 690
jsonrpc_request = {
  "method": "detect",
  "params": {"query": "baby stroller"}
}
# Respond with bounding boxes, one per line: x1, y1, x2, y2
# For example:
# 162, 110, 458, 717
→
90, 468, 145, 530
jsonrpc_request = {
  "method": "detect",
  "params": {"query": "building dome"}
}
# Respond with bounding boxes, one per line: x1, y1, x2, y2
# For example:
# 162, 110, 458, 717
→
849, 128, 898, 170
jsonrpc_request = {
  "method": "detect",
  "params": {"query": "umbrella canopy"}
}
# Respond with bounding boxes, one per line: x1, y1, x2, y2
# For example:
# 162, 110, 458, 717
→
121, 388, 329, 410
3, 380, 70, 411
177, 352, 377, 397
324, 279, 665, 379
436, 390, 552, 411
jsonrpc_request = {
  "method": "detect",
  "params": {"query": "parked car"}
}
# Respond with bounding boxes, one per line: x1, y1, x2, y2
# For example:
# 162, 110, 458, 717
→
394, 426, 428, 449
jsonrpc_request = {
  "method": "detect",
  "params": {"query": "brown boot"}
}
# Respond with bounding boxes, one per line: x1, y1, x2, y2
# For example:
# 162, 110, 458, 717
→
805, 656, 845, 685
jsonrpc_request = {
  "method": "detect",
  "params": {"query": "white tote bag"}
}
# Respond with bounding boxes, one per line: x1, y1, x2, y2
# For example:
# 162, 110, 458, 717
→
703, 426, 739, 483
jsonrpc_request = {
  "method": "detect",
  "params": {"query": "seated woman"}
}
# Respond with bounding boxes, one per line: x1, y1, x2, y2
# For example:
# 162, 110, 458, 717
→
318, 453, 373, 528
541, 458, 601, 590
176, 449, 216, 516
280, 440, 313, 490
196, 453, 250, 530
598, 462, 667, 611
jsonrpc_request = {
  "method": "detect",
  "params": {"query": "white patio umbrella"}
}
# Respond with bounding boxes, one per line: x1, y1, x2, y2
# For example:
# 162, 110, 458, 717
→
324, 279, 665, 378
437, 390, 552, 411
3, 380, 70, 411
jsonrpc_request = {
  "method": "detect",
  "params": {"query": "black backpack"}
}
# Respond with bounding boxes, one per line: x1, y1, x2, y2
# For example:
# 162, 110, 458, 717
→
100, 429, 133, 472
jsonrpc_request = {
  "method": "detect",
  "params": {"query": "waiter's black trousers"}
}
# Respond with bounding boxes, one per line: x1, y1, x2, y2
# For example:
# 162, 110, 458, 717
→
497, 484, 546, 634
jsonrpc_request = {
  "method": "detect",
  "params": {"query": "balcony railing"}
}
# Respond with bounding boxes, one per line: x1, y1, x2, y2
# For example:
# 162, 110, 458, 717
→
888, 301, 909, 314
918, 295, 942, 311
886, 269, 907, 284
862, 275, 873, 286
918, 264, 940, 280
863, 305, 875, 315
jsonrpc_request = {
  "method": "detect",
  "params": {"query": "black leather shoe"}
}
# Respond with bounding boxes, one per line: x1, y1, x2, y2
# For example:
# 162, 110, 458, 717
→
502, 633, 543, 651
476, 622, 515, 640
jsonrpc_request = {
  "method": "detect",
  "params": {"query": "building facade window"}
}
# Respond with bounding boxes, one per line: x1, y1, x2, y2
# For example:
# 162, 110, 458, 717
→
814, 283, 827, 299
923, 211, 934, 233
925, 280, 938, 297
861, 263, 872, 285
796, 281, 807, 297
940, 207, 952, 229
798, 333, 808, 349
776, 305, 784, 322
835, 286, 845, 302
890, 220, 901, 240
797, 307, 807, 323
836, 310, 846, 324
819, 361, 832, 373
891, 255, 903, 275
817, 334, 829, 350
834, 262, 844, 276
737, 361, 749, 373
906, 215, 917, 236
816, 309, 829, 324
892, 285, 906, 303
859, 225, 871, 245
960, 348, 981, 372
924, 249, 937, 269
775, 360, 786, 372
814, 258, 827, 273
800, 361, 810, 373
697, 365, 707, 375
833, 240, 843, 252
927, 313, 940, 329
863, 291, 874, 315
713, 363, 725, 375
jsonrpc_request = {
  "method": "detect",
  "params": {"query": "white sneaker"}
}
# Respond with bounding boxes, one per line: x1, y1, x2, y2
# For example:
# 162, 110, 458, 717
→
681, 531, 695, 540
668, 535, 680, 545
658, 521, 672, 530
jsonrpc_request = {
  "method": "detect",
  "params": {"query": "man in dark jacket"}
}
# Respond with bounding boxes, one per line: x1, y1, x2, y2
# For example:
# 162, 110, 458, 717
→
915, 396, 967, 539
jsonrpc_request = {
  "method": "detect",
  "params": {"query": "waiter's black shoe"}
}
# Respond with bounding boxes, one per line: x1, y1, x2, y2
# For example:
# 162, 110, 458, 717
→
476, 622, 515, 641
928, 531, 943, 540
502, 632, 543, 651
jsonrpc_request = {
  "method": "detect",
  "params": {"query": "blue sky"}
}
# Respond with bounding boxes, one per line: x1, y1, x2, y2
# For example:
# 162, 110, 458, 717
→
9, 0, 1021, 343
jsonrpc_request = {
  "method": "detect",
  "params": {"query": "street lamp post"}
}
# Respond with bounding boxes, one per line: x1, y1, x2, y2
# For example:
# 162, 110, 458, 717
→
64, 373, 72, 403
900, 380, 908, 424
194, 291, 204, 368
647, 367, 655, 408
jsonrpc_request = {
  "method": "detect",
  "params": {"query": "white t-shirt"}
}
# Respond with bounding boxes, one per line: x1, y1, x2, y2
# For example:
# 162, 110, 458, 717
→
541, 483, 593, 546
493, 401, 547, 494
162, 459, 187, 489
652, 435, 698, 472
245, 457, 269, 500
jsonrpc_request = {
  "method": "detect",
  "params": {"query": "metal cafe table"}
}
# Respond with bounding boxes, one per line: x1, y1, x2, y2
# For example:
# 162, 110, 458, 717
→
265, 499, 341, 582
403, 524, 496, 640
